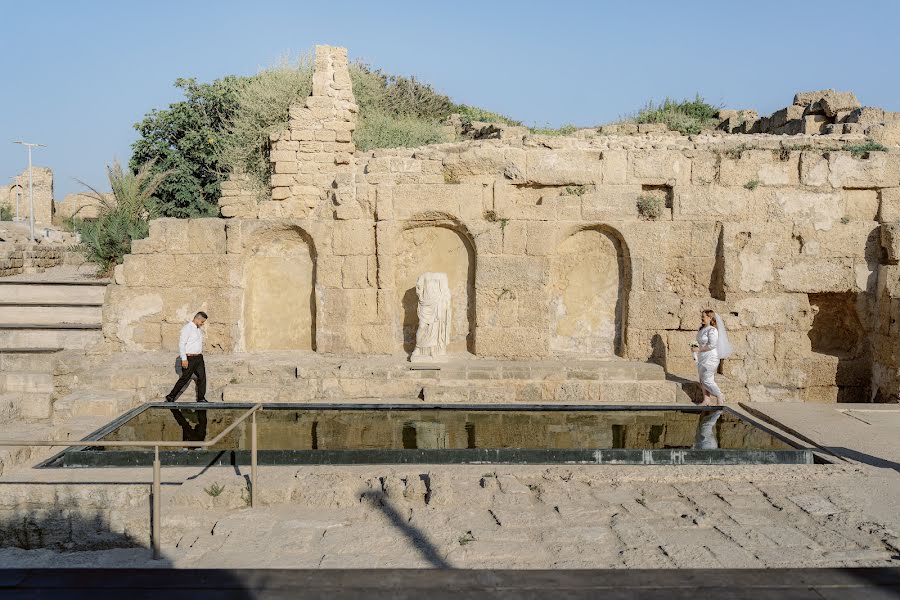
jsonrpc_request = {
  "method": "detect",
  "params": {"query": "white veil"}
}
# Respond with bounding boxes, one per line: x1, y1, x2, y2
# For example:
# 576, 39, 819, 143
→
714, 312, 733, 359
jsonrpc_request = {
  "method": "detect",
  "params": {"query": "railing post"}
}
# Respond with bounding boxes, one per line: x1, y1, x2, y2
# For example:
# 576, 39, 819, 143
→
251, 410, 257, 509
152, 445, 161, 560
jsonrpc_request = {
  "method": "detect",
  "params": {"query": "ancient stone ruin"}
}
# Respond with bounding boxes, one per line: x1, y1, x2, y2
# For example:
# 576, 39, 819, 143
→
97, 45, 900, 406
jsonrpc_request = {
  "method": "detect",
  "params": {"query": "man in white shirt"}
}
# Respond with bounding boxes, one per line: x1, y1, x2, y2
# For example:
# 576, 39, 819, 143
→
165, 311, 208, 403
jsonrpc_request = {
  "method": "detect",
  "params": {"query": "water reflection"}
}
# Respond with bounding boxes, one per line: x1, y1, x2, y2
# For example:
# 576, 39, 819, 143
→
169, 408, 208, 443
693, 410, 722, 450
97, 407, 792, 453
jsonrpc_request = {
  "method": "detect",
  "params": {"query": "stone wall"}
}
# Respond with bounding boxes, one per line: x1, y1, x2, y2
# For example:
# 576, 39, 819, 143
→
1, 167, 54, 225
0, 243, 64, 277
101, 45, 900, 404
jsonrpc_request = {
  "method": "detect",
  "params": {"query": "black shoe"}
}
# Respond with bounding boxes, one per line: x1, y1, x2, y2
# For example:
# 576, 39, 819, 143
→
196, 398, 209, 403
165, 396, 175, 403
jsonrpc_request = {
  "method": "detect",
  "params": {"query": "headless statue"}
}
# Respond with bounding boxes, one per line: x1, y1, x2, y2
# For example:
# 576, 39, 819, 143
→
410, 272, 451, 362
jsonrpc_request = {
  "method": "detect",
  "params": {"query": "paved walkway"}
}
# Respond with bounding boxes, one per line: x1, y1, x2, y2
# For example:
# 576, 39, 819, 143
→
2, 567, 900, 598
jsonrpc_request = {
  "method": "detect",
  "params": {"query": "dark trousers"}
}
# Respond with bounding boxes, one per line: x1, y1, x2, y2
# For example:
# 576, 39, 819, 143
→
166, 355, 207, 402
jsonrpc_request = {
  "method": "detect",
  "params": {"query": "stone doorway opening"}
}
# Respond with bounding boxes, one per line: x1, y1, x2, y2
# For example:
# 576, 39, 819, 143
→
807, 292, 870, 402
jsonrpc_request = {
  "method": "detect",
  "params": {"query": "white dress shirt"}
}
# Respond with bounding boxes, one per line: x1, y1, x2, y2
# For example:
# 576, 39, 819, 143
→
179, 321, 204, 361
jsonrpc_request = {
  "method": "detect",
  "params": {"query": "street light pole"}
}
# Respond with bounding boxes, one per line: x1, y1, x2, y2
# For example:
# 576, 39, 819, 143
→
13, 141, 46, 241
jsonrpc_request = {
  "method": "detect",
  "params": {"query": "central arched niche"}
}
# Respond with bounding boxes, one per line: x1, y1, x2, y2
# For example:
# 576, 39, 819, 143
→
395, 223, 475, 355
243, 227, 316, 351
550, 227, 628, 357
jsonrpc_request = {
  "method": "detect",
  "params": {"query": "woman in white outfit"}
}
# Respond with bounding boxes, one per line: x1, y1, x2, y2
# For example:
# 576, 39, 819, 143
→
692, 309, 732, 406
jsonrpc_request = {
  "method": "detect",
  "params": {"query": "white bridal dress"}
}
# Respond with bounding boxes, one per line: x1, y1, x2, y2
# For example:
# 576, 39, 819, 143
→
696, 312, 733, 401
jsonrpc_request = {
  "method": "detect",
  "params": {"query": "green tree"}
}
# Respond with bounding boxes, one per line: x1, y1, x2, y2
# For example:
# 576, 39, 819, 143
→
130, 77, 244, 218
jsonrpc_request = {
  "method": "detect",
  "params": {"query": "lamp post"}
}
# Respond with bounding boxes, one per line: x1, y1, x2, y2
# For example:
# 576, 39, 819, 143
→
13, 141, 46, 241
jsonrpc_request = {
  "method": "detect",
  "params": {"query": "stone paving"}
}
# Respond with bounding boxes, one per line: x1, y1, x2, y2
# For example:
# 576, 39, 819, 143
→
2, 463, 899, 569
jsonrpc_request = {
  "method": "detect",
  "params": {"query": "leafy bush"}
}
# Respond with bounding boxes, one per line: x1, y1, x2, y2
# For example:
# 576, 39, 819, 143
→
633, 95, 720, 135
846, 139, 887, 158
355, 111, 447, 152
529, 124, 578, 136
562, 185, 588, 197
131, 77, 243, 218
455, 104, 522, 127
636, 195, 663, 220
220, 56, 313, 200
0, 204, 11, 221
744, 179, 760, 190
131, 52, 525, 215
72, 160, 169, 275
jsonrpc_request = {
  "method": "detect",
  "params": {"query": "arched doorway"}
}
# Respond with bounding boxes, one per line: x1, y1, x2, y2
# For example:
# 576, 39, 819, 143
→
243, 227, 316, 351
550, 227, 629, 357
395, 224, 475, 355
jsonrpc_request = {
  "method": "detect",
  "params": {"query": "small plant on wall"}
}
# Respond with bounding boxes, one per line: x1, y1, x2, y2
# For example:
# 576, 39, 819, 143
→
744, 179, 759, 190
483, 209, 509, 231
636, 195, 663, 220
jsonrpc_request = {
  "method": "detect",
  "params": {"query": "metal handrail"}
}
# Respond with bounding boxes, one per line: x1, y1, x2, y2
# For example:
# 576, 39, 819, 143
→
0, 403, 263, 560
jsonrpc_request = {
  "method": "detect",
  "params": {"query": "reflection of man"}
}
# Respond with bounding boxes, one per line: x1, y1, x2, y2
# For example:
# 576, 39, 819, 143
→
170, 408, 208, 443
165, 312, 208, 403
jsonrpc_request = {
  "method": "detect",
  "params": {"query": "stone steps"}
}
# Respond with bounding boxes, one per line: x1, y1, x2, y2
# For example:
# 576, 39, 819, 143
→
52, 390, 141, 423
0, 280, 107, 305
0, 326, 102, 350
0, 304, 102, 325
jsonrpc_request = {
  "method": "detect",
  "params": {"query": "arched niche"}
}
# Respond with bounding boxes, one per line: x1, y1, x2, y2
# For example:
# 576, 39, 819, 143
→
550, 226, 630, 357
242, 226, 316, 351
395, 221, 475, 355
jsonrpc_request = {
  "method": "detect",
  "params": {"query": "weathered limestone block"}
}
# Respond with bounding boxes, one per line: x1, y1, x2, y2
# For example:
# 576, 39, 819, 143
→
494, 183, 580, 221
845, 107, 885, 126
676, 186, 757, 221
331, 221, 375, 256
719, 150, 799, 187
768, 105, 805, 130
881, 187, 900, 223
722, 222, 792, 293
883, 223, 900, 264
122, 254, 241, 288
477, 326, 547, 358
802, 114, 830, 134
478, 255, 550, 290
629, 150, 690, 185
777, 258, 854, 293
731, 294, 813, 331
844, 189, 880, 221
442, 145, 526, 182
525, 149, 603, 185
630, 292, 681, 329
808, 222, 881, 259
391, 183, 481, 220
799, 152, 830, 187
318, 288, 378, 325
691, 151, 719, 185
187, 219, 227, 254
771, 189, 842, 230
580, 185, 642, 220
101, 285, 165, 350
828, 152, 893, 188
601, 150, 628, 184
341, 255, 370, 288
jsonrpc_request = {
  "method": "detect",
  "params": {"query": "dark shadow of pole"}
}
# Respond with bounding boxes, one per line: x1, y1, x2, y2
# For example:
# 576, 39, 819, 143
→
359, 490, 451, 569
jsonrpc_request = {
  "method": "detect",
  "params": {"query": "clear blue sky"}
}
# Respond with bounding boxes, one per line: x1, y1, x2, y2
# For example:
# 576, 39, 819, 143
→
2, 0, 898, 199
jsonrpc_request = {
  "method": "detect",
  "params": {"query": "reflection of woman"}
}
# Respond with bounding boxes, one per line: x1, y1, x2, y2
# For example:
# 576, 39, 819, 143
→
694, 410, 722, 449
692, 310, 732, 406
411, 272, 452, 360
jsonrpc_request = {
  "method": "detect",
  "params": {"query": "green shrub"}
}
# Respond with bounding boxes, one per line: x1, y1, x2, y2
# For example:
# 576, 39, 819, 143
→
845, 139, 887, 158
744, 179, 760, 190
636, 195, 663, 220
204, 482, 225, 497
72, 160, 170, 275
632, 95, 720, 136
456, 104, 522, 127
529, 123, 578, 136
0, 205, 11, 221
355, 111, 446, 152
